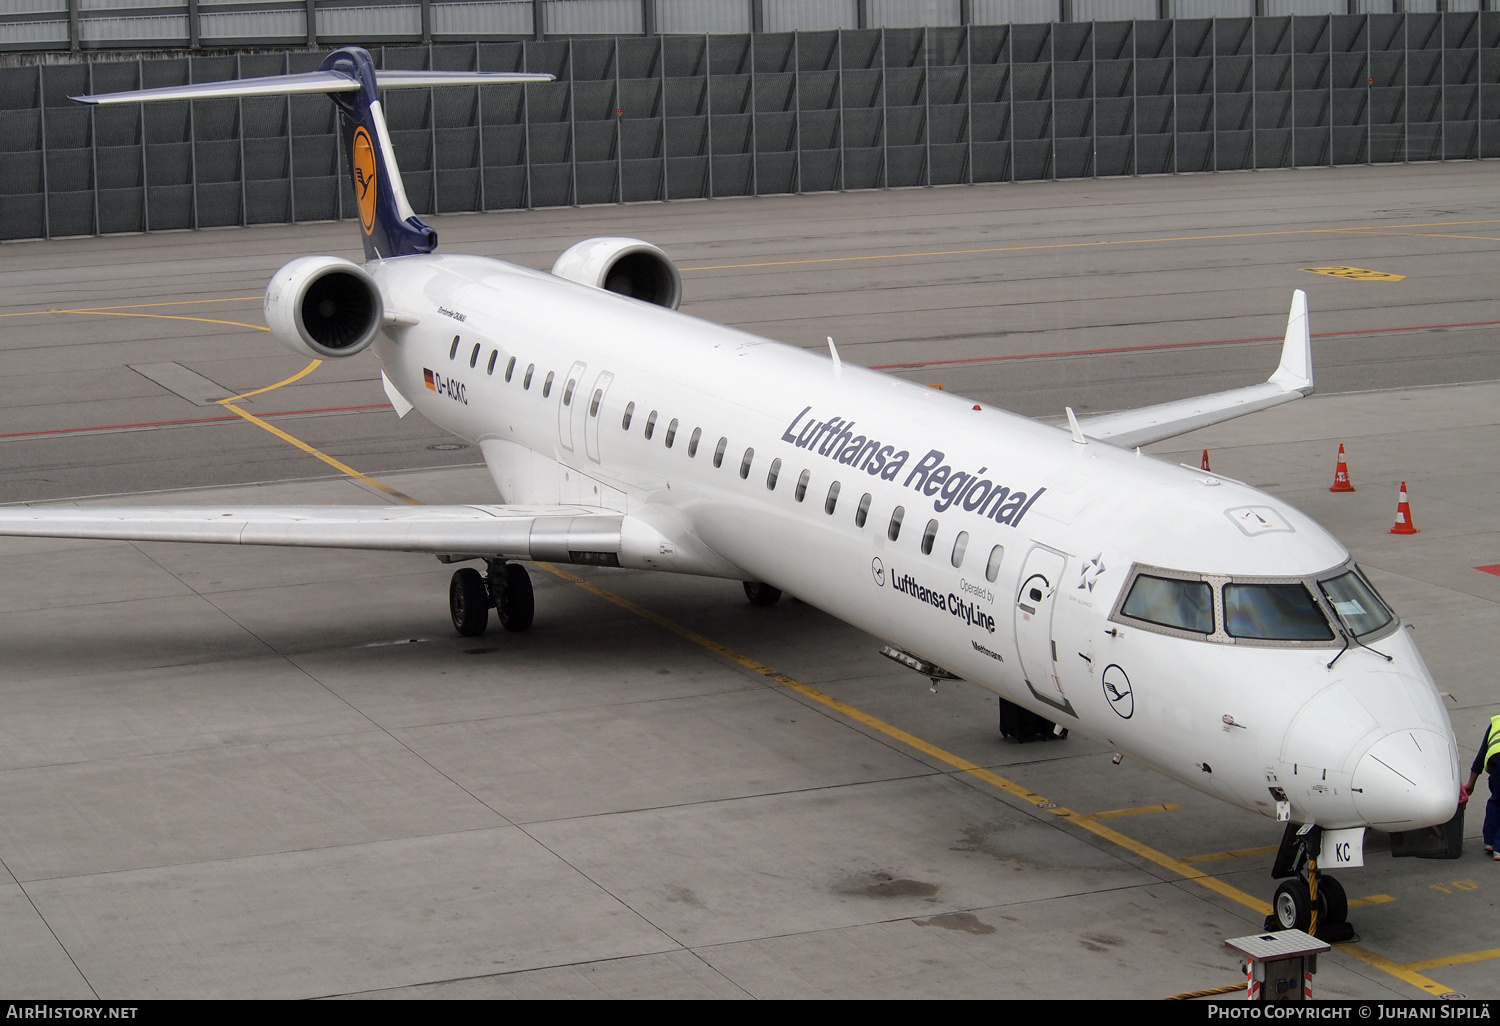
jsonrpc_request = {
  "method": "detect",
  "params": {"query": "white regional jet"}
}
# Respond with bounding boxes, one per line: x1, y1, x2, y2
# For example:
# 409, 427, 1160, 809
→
0, 48, 1460, 938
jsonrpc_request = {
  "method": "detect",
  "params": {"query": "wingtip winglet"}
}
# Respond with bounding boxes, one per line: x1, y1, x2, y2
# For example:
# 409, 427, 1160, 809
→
1268, 288, 1313, 395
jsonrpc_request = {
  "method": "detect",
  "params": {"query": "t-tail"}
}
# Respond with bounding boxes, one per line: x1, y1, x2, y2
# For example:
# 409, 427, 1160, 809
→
73, 49, 551, 261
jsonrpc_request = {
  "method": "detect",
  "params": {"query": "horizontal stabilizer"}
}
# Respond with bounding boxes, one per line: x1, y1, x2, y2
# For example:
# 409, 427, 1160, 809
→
1075, 289, 1314, 449
73, 68, 552, 105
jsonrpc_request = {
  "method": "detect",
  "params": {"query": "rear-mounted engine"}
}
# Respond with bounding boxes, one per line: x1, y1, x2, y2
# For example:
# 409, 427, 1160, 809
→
550, 237, 682, 310
264, 255, 385, 359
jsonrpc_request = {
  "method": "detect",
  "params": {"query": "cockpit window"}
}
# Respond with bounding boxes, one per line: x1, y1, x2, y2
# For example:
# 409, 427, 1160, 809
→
1223, 583, 1334, 641
1121, 575, 1213, 634
1319, 570, 1394, 637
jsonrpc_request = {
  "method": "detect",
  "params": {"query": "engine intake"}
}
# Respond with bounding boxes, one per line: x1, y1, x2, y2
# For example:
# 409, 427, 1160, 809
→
264, 256, 384, 359
551, 237, 681, 310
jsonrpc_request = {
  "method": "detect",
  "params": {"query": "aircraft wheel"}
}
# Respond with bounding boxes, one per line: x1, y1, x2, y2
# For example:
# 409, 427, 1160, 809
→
450, 567, 490, 637
743, 581, 782, 607
1317, 874, 1348, 925
1272, 878, 1313, 932
496, 562, 535, 633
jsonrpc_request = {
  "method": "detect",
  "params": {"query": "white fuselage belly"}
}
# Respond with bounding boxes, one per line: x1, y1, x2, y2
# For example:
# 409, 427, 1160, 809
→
370, 253, 1458, 832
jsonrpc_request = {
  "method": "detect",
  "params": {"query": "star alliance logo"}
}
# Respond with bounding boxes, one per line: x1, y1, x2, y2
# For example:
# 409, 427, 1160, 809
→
1077, 553, 1105, 591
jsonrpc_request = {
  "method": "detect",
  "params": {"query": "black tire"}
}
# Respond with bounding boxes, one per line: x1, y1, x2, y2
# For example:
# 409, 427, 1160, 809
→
1317, 874, 1348, 925
450, 567, 490, 637
1273, 878, 1313, 932
496, 562, 535, 632
743, 581, 782, 607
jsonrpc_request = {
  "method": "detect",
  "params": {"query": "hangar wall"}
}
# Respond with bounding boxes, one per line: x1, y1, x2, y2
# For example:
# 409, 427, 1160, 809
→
2, 12, 1498, 240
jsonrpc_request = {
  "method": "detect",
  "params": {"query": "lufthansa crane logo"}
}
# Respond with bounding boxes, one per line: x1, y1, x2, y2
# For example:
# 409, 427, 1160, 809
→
871, 557, 885, 587
1101, 664, 1133, 719
352, 126, 378, 235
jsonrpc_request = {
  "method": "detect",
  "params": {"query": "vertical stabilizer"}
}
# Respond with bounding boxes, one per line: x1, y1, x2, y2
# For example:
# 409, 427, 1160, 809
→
320, 48, 436, 261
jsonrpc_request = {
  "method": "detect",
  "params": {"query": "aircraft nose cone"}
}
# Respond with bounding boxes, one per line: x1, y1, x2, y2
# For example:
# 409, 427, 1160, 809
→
1352, 729, 1457, 830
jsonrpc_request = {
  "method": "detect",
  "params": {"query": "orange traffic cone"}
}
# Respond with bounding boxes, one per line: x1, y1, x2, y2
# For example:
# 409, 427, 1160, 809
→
1389, 482, 1419, 535
1201, 449, 1211, 472
1329, 444, 1355, 492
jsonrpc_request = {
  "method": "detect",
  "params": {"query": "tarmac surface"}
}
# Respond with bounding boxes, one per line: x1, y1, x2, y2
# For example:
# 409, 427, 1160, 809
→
1, 161, 1498, 999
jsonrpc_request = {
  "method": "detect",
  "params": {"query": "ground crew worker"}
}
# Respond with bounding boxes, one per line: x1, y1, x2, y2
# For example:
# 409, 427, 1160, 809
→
1463, 714, 1500, 861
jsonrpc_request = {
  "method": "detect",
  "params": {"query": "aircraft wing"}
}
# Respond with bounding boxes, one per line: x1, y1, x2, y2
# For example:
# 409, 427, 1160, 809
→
0, 504, 622, 563
1074, 289, 1313, 449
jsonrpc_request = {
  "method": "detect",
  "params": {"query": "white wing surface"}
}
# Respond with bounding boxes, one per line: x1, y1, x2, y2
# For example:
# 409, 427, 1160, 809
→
1075, 289, 1314, 449
0, 505, 620, 562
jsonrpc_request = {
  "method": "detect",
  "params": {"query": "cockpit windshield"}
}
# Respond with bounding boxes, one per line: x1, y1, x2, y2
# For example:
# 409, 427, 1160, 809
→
1319, 569, 1394, 637
1223, 583, 1334, 641
1111, 561, 1398, 647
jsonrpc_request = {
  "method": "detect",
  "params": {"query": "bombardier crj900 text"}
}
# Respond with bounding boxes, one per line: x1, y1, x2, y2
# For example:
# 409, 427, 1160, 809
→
0, 48, 1459, 936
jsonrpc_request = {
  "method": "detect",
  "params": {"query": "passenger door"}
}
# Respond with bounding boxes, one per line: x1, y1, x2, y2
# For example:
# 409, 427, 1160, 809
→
584, 371, 613, 463
1014, 545, 1078, 718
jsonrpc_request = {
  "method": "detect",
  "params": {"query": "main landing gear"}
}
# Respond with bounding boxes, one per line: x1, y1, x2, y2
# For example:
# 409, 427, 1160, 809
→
1266, 822, 1353, 941
743, 581, 782, 606
449, 559, 535, 637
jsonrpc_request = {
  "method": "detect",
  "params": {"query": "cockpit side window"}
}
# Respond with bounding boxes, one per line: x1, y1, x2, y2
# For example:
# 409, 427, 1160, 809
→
1120, 574, 1214, 635
1223, 583, 1334, 641
1319, 569, 1394, 637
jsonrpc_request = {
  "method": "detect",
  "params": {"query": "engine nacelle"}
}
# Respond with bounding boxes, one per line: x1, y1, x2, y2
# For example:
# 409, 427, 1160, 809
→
264, 256, 385, 359
550, 237, 682, 310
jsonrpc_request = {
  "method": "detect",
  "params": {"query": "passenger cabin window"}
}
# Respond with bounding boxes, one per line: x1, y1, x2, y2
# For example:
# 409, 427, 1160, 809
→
449, 336, 460, 360
824, 481, 840, 515
469, 343, 481, 368
713, 438, 727, 468
589, 389, 603, 416
1121, 575, 1214, 635
622, 402, 635, 429
984, 545, 1003, 583
542, 371, 555, 398
486, 351, 498, 375
739, 448, 754, 479
921, 519, 939, 555
855, 493, 871, 527
665, 418, 678, 448
1319, 570, 1393, 637
688, 428, 701, 457
1224, 583, 1333, 641
888, 506, 905, 541
644, 411, 658, 440
563, 378, 576, 405
504, 357, 516, 382
795, 470, 810, 502
766, 458, 781, 489
523, 364, 535, 389
951, 531, 969, 569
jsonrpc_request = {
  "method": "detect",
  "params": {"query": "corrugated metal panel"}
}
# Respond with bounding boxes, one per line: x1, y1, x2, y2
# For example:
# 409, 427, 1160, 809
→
762, 0, 856, 32
80, 0, 185, 10
432, 0, 535, 36
80, 14, 189, 40
317, 4, 422, 37
1170, 0, 1254, 16
1447, 0, 1483, 11
1260, 0, 1342, 15
1073, 0, 1154, 21
5, 0, 68, 13
970, 0, 1057, 25
0, 19, 70, 45
1349, 1, 1394, 14
868, 0, 960, 29
201, 9, 306, 39
655, 0, 751, 34
542, 0, 642, 35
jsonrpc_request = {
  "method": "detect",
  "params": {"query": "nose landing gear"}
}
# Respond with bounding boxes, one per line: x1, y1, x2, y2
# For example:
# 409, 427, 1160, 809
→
1267, 823, 1354, 941
448, 559, 535, 637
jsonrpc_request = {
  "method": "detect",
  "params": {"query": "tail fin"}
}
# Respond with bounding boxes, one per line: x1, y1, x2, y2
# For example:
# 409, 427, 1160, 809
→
74, 49, 551, 261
